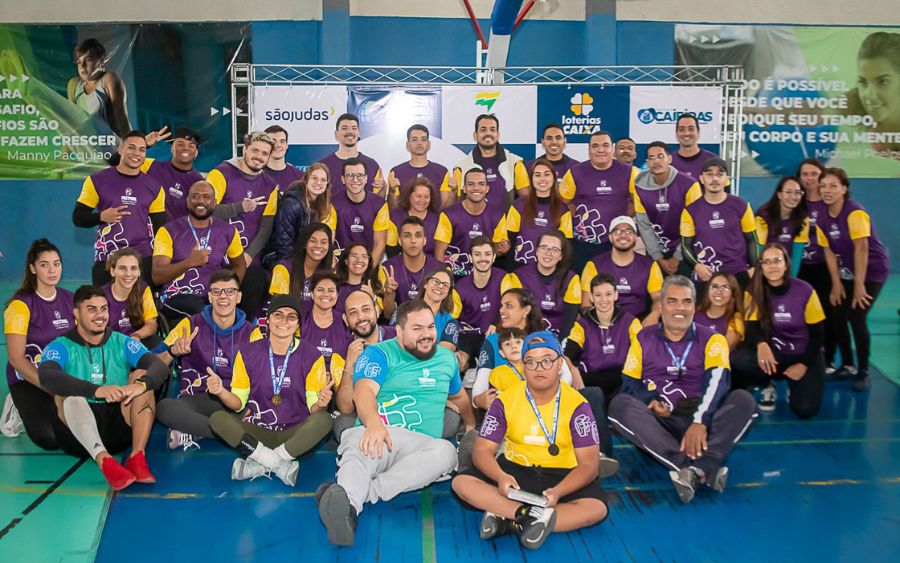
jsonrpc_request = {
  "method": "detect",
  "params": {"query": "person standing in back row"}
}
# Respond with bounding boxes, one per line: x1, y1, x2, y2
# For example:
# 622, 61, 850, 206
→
319, 113, 385, 198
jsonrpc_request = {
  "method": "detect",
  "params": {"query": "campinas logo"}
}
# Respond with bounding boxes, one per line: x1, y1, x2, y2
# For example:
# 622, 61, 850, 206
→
637, 108, 713, 125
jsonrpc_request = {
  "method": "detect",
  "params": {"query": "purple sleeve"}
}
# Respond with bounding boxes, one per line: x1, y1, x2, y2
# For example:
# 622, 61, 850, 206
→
479, 399, 507, 444
569, 402, 600, 449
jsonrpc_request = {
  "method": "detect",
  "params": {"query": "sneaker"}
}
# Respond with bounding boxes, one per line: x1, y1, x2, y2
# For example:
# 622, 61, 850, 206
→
669, 466, 704, 504
167, 429, 200, 451
273, 459, 300, 487
101, 456, 137, 491
515, 505, 557, 550
231, 458, 272, 481
598, 453, 620, 479
824, 365, 837, 377
315, 482, 333, 505
708, 466, 729, 493
456, 429, 478, 474
124, 451, 156, 484
758, 385, 777, 412
852, 371, 870, 392
319, 483, 358, 546
833, 365, 857, 380
480, 511, 519, 540
1, 394, 23, 438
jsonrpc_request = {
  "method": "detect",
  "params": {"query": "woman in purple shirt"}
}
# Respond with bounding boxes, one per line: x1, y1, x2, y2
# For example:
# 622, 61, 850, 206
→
334, 242, 388, 318
103, 248, 159, 346
386, 178, 441, 257
693, 273, 744, 350
301, 272, 350, 362
3, 239, 75, 449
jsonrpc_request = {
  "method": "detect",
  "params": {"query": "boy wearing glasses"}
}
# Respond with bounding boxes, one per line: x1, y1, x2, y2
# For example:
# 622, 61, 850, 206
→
452, 331, 608, 550
332, 159, 390, 264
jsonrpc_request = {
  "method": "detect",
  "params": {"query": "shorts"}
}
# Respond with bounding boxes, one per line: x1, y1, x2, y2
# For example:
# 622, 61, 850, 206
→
459, 455, 607, 507
52, 401, 132, 458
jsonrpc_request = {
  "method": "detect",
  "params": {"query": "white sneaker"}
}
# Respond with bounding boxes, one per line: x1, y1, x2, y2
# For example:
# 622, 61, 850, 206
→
167, 429, 200, 451
1, 395, 23, 438
231, 458, 272, 481
758, 385, 777, 412
273, 459, 300, 487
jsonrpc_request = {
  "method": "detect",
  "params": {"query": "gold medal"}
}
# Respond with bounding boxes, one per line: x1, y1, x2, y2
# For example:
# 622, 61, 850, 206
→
272, 394, 281, 406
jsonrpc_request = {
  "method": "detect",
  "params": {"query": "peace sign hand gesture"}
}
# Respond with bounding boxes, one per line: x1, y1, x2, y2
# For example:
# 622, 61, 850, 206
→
383, 265, 399, 294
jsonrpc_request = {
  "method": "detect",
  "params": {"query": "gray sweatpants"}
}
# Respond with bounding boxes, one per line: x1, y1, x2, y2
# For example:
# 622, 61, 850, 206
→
608, 390, 757, 477
157, 393, 227, 439
336, 425, 457, 514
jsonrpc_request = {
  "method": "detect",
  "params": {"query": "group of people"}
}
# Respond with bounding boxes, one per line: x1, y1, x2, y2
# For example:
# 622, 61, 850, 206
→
1, 109, 889, 549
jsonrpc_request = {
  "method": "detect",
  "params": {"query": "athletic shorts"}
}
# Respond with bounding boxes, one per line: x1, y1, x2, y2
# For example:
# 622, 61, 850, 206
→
53, 401, 132, 458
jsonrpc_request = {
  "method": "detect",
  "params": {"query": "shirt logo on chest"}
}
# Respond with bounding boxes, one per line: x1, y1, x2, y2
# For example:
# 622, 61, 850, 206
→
709, 210, 725, 229
121, 187, 137, 206
774, 303, 792, 323
616, 276, 632, 293
418, 368, 436, 387
169, 183, 184, 198
541, 293, 557, 309
351, 216, 364, 233
52, 310, 70, 330
595, 180, 611, 195
469, 222, 483, 238
828, 223, 841, 239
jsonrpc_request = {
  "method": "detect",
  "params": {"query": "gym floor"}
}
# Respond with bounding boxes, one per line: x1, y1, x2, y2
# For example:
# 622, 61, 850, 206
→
1, 277, 898, 562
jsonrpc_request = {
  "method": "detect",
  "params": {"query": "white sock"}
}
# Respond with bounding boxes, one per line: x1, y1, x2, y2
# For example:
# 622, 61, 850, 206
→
248, 442, 282, 469
273, 444, 293, 461
62, 397, 106, 459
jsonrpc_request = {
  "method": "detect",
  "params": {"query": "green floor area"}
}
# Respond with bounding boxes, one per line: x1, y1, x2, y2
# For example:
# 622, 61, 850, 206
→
870, 276, 900, 386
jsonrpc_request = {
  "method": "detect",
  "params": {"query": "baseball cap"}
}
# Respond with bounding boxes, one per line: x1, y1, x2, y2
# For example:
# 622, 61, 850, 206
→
609, 215, 636, 232
170, 128, 202, 145
267, 295, 303, 318
701, 157, 728, 174
521, 330, 562, 358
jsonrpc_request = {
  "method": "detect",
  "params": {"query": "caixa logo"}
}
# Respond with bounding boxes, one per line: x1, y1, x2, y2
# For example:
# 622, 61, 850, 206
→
264, 107, 335, 122
637, 108, 713, 125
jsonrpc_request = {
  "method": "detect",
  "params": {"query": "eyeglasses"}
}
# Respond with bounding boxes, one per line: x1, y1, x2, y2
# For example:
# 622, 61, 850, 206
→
427, 278, 451, 289
611, 228, 635, 236
270, 310, 299, 323
344, 172, 367, 180
348, 252, 369, 261
524, 355, 560, 371
709, 283, 731, 293
209, 287, 239, 296
537, 245, 562, 255
761, 256, 785, 266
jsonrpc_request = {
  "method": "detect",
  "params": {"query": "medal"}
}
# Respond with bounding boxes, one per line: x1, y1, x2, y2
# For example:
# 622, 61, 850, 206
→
525, 384, 562, 458
548, 444, 560, 456
268, 339, 296, 408
272, 394, 281, 406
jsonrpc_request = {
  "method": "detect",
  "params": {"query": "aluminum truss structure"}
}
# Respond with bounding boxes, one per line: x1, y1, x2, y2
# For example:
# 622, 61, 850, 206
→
229, 63, 746, 191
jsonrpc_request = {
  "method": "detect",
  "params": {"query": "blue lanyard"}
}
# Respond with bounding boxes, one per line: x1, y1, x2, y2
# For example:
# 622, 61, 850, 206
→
267, 339, 295, 396
187, 217, 210, 250
663, 326, 695, 380
524, 384, 561, 447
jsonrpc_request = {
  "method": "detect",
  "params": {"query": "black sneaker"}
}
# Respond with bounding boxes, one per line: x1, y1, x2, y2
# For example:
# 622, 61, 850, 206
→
456, 429, 478, 474
515, 505, 557, 550
669, 466, 704, 504
318, 483, 357, 546
852, 371, 870, 392
479, 511, 520, 540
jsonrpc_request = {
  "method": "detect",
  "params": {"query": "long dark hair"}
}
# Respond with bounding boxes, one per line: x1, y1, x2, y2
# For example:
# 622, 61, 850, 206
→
523, 158, 565, 226
9, 239, 62, 305
748, 244, 792, 341
500, 287, 544, 334
697, 272, 742, 326
537, 230, 572, 298
107, 247, 147, 331
757, 177, 807, 243
335, 243, 384, 299
289, 222, 333, 300
417, 266, 455, 314
400, 177, 439, 214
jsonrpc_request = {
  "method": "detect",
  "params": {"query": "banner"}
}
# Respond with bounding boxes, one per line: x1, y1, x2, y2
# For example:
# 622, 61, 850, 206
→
250, 86, 346, 143
628, 86, 722, 144
676, 25, 900, 178
440, 85, 537, 144
0, 23, 248, 179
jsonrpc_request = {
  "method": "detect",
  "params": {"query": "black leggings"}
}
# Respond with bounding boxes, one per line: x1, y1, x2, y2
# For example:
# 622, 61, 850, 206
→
731, 345, 825, 419
831, 280, 883, 372
798, 262, 838, 365
581, 368, 623, 405
8, 381, 59, 450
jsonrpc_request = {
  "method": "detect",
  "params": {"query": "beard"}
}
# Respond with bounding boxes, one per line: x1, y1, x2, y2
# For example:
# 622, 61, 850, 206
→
403, 337, 436, 360
189, 206, 214, 220
351, 319, 377, 339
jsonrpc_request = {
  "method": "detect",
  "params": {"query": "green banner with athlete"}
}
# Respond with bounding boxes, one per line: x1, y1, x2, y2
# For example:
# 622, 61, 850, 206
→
0, 23, 248, 180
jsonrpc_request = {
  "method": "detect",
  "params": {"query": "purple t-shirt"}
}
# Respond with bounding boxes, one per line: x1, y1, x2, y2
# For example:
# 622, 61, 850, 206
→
456, 267, 505, 333
803, 200, 828, 265
439, 203, 505, 276
176, 312, 255, 396
158, 218, 241, 300
684, 195, 753, 275
319, 152, 381, 194
390, 161, 448, 203
265, 164, 304, 194
5, 290, 75, 387
588, 252, 656, 317
384, 254, 443, 305
567, 159, 635, 244
238, 338, 313, 430
514, 263, 576, 336
634, 171, 697, 254
331, 189, 386, 254
574, 310, 637, 373
670, 148, 718, 181
632, 323, 718, 406
144, 160, 204, 223
86, 167, 163, 262
301, 310, 351, 361
102, 283, 144, 337
390, 209, 440, 255
817, 199, 890, 284
766, 279, 818, 354
214, 161, 279, 248
509, 197, 566, 266
693, 310, 728, 336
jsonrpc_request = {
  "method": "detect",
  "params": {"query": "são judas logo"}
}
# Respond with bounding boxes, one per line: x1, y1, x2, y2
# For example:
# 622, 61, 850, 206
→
561, 93, 602, 135
264, 106, 336, 123
636, 108, 713, 125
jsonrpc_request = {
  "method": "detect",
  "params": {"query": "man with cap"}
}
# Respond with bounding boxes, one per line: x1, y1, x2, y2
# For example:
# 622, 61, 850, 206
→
207, 293, 334, 486
608, 275, 757, 504
264, 125, 304, 192
141, 128, 205, 222
580, 215, 663, 320
452, 330, 608, 550
680, 158, 758, 290
317, 299, 475, 546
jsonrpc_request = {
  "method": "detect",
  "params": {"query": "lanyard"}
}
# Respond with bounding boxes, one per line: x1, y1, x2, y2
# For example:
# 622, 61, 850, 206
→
187, 217, 210, 250
524, 384, 561, 450
268, 339, 295, 397
663, 331, 694, 380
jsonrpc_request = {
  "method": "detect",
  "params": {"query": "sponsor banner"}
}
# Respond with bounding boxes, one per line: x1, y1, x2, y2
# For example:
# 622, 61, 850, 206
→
536, 85, 630, 143
628, 85, 722, 144
440, 85, 537, 144
348, 87, 441, 140
250, 86, 345, 144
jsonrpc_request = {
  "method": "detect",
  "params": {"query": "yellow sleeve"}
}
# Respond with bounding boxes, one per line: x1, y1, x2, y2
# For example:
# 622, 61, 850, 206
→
262, 188, 278, 216
704, 333, 731, 370
559, 170, 576, 200
580, 261, 598, 294
755, 216, 769, 245
815, 225, 829, 247
804, 290, 826, 324
564, 275, 582, 304
453, 168, 463, 196
439, 171, 451, 193
560, 211, 573, 238
207, 168, 227, 203
76, 177, 100, 208
139, 158, 155, 173
249, 327, 264, 342
743, 291, 758, 321
377, 264, 388, 286
647, 262, 663, 294
679, 208, 696, 237
325, 205, 338, 233
632, 189, 646, 213
153, 227, 174, 258
434, 212, 452, 244
628, 318, 643, 341
629, 166, 638, 192
387, 170, 397, 191
149, 187, 166, 214
794, 217, 810, 244
305, 355, 329, 408
491, 215, 508, 244
740, 203, 756, 233
568, 322, 585, 347
847, 209, 872, 239
163, 317, 192, 346
226, 228, 245, 259
141, 286, 158, 321
729, 312, 745, 340
330, 353, 346, 388
374, 203, 391, 232
500, 273, 522, 294
506, 206, 522, 232
452, 289, 462, 318
3, 300, 30, 336
623, 338, 644, 380
269, 264, 290, 295
386, 218, 399, 247
230, 351, 251, 411
513, 160, 529, 190
685, 182, 702, 205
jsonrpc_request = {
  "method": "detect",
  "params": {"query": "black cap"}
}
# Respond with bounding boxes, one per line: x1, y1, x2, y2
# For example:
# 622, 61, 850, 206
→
267, 295, 303, 318
701, 157, 728, 174
170, 128, 202, 145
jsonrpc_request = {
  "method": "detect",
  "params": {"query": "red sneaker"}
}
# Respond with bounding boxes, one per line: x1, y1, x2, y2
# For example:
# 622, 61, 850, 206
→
101, 457, 136, 491
124, 451, 157, 484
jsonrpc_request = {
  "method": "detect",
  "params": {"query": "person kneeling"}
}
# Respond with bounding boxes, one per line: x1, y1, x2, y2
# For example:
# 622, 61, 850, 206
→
452, 331, 608, 550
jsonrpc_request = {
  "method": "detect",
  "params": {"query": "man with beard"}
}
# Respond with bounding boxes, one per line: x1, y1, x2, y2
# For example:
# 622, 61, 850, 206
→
264, 125, 304, 193
152, 181, 246, 324
524, 123, 580, 184
580, 216, 663, 320
141, 128, 205, 222
455, 237, 505, 375
319, 113, 385, 197
453, 114, 528, 216
318, 300, 475, 546
388, 124, 452, 209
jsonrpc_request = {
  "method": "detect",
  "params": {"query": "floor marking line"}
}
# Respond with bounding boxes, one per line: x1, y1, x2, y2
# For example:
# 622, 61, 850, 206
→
420, 488, 437, 563
0, 457, 86, 541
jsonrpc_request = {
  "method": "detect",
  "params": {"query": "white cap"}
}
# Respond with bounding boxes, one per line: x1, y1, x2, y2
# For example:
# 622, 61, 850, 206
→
609, 215, 636, 232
